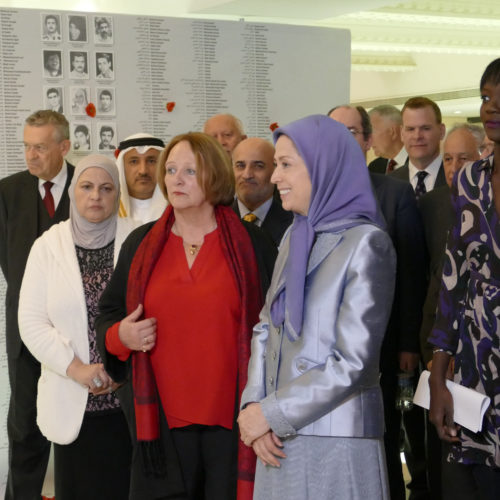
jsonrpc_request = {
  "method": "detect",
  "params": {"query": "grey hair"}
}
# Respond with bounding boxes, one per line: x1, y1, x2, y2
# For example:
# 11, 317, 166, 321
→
446, 123, 485, 148
368, 104, 402, 125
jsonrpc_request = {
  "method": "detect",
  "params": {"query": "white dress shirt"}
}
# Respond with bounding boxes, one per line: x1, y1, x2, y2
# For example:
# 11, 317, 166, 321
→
37, 162, 68, 210
408, 155, 442, 192
237, 197, 273, 227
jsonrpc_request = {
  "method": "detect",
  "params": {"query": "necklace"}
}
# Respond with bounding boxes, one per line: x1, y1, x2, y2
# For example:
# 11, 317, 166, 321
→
187, 243, 199, 255
173, 220, 217, 257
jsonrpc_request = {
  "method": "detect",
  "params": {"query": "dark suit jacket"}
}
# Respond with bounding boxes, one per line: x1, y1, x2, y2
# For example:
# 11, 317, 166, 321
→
370, 173, 427, 372
417, 185, 454, 364
368, 157, 389, 174
0, 164, 75, 358
389, 161, 446, 190
232, 194, 293, 247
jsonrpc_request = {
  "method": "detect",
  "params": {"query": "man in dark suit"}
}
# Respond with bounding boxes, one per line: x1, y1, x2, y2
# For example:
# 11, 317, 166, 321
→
231, 137, 293, 246
368, 104, 407, 174
329, 104, 427, 500
390, 97, 446, 198
0, 110, 74, 499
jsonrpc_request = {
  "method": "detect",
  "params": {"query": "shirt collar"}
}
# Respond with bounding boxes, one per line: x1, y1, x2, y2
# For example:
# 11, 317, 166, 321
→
37, 161, 67, 188
237, 196, 273, 222
408, 154, 442, 181
394, 146, 407, 167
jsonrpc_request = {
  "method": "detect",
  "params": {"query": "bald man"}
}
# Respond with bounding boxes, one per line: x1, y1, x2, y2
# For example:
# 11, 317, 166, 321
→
231, 137, 292, 246
204, 114, 246, 156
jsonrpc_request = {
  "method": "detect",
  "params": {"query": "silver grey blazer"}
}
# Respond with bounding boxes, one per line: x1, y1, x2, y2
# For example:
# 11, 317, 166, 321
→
241, 223, 396, 439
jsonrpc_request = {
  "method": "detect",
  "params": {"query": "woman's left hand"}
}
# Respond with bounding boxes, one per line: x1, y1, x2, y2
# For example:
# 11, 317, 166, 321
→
237, 403, 271, 446
252, 431, 286, 468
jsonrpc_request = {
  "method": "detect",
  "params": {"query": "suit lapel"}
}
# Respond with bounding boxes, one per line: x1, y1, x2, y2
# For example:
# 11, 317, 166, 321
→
307, 232, 343, 275
435, 162, 446, 188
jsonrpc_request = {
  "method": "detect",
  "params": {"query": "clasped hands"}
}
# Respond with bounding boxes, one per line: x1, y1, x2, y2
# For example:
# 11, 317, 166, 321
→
237, 403, 286, 467
119, 303, 157, 352
66, 356, 118, 395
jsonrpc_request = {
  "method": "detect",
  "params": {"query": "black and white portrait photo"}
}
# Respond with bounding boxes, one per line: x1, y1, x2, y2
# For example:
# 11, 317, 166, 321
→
70, 86, 90, 115
97, 88, 115, 115
68, 15, 87, 43
95, 52, 114, 80
43, 50, 63, 78
41, 13, 62, 42
94, 16, 113, 44
72, 123, 91, 151
97, 122, 117, 151
69, 51, 89, 80
44, 86, 64, 114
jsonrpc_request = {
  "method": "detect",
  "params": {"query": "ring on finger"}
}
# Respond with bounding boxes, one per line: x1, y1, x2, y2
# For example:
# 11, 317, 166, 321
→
92, 376, 103, 388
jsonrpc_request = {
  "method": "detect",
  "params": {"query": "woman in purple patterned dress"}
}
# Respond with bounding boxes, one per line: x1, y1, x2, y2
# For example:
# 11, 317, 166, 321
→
429, 58, 500, 499
19, 155, 136, 499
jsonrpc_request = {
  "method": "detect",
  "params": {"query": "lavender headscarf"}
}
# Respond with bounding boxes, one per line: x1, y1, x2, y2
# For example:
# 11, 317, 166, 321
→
68, 154, 120, 249
270, 114, 385, 340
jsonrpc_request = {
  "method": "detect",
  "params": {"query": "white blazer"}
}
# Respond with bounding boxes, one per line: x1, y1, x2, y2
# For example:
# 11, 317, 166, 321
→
18, 218, 137, 444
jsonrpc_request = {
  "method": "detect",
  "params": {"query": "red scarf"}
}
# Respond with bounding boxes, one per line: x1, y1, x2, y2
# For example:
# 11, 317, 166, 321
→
126, 204, 261, 499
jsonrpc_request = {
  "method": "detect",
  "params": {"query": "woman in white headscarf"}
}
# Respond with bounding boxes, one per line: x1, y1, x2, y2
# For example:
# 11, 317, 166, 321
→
18, 154, 137, 499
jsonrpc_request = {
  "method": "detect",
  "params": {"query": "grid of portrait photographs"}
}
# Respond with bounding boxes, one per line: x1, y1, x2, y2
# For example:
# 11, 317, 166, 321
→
41, 12, 117, 153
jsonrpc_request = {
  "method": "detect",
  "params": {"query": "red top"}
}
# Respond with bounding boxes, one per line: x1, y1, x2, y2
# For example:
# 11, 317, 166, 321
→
143, 228, 240, 429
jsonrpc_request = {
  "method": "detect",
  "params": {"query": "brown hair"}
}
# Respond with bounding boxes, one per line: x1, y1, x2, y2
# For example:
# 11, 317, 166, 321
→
157, 132, 235, 206
402, 97, 442, 124
25, 110, 69, 141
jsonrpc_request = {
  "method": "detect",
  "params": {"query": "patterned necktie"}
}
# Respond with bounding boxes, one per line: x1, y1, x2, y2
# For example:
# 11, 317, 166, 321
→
43, 181, 55, 218
386, 159, 397, 173
243, 213, 257, 223
414, 171, 428, 200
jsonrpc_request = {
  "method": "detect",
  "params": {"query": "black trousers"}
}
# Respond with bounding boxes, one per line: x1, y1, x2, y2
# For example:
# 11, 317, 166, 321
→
170, 424, 238, 500
5, 345, 50, 500
442, 459, 500, 500
380, 371, 406, 500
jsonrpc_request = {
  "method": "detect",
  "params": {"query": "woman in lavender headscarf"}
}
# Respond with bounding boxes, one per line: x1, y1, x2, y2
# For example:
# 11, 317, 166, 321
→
238, 115, 396, 499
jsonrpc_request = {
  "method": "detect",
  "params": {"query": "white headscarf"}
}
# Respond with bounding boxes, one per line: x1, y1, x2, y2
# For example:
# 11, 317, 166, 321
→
115, 133, 166, 223
68, 154, 120, 249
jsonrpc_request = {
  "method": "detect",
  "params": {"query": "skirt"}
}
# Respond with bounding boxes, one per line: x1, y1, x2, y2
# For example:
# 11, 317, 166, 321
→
253, 435, 389, 500
53, 410, 132, 500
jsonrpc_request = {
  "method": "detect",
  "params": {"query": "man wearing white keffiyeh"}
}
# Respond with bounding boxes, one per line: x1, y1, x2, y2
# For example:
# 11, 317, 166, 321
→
115, 133, 167, 224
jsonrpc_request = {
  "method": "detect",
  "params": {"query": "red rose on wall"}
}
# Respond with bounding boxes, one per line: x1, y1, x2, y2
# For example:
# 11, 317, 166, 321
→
85, 103, 96, 117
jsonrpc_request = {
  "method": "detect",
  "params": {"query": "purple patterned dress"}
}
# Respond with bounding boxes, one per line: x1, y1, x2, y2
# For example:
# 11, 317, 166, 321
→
429, 155, 500, 468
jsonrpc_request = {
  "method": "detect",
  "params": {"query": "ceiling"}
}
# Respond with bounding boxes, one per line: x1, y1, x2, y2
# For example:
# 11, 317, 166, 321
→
2, 0, 499, 118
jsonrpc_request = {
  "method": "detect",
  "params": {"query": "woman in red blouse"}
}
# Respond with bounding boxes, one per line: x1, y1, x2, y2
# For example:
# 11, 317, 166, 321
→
97, 132, 276, 500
